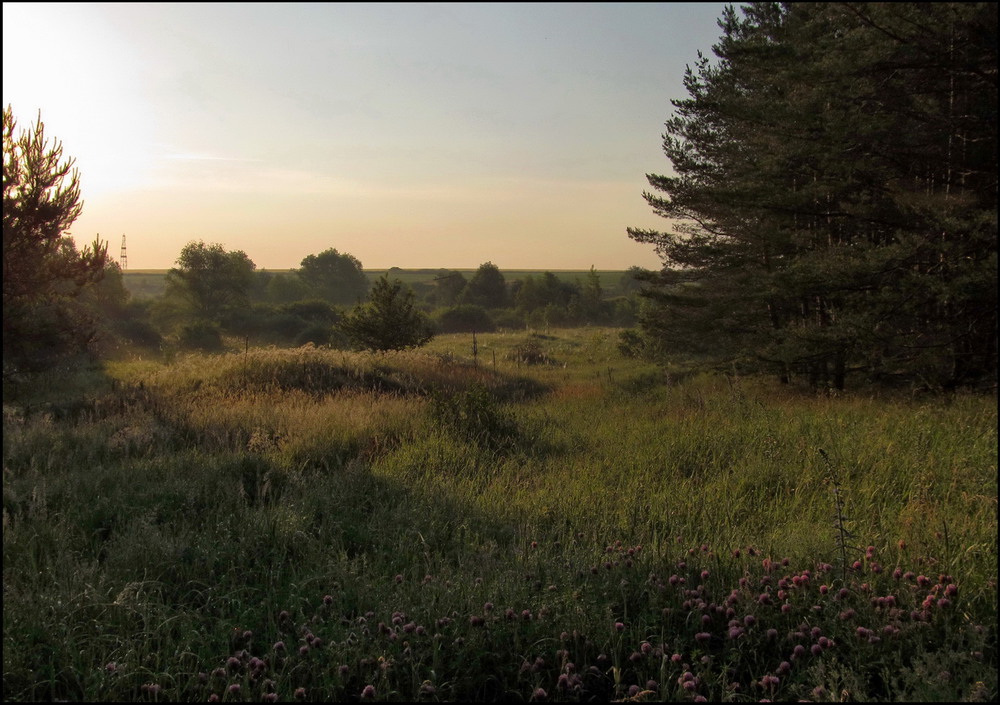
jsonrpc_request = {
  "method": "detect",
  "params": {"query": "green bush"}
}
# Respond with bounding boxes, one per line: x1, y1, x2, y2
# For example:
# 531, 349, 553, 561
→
433, 304, 496, 334
428, 384, 522, 453
178, 322, 224, 351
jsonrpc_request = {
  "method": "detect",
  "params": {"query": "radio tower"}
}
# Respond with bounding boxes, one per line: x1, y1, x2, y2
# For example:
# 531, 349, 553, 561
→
119, 234, 128, 271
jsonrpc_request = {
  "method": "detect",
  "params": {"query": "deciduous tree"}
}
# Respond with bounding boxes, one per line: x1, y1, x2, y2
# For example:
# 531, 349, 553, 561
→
161, 241, 256, 328
298, 248, 369, 305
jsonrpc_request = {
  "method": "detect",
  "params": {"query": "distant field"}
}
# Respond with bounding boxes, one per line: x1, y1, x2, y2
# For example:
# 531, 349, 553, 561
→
122, 269, 633, 299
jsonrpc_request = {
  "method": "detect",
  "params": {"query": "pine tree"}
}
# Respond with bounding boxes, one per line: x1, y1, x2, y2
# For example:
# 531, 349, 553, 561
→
340, 276, 433, 351
3, 106, 108, 372
629, 2, 997, 390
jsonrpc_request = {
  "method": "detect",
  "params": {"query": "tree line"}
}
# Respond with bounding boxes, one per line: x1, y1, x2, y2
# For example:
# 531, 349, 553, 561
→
628, 2, 996, 391
3, 98, 648, 369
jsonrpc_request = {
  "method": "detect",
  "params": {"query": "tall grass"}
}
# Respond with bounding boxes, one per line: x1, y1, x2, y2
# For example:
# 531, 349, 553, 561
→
3, 332, 996, 701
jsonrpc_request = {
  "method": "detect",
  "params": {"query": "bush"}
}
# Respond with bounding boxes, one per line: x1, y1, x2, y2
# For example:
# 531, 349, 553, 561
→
178, 322, 224, 351
293, 324, 345, 348
433, 305, 496, 334
506, 337, 554, 366
429, 384, 522, 453
491, 309, 526, 331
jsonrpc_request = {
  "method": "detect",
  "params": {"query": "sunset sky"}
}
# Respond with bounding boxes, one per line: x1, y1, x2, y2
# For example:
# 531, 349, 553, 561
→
3, 2, 728, 271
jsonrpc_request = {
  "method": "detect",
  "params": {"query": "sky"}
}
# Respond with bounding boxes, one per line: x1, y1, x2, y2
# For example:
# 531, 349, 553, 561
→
3, 2, 729, 271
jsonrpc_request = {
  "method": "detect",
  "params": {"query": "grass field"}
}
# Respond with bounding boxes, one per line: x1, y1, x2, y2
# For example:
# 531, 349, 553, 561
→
3, 329, 996, 701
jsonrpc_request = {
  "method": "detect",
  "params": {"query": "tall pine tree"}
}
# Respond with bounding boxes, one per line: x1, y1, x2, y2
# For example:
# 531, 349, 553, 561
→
629, 2, 996, 390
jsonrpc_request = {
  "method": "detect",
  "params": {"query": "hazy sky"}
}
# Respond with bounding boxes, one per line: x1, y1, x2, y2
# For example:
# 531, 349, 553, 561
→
3, 2, 729, 270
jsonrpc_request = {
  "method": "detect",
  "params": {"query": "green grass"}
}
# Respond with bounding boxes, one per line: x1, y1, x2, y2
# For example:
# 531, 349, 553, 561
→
3, 330, 996, 701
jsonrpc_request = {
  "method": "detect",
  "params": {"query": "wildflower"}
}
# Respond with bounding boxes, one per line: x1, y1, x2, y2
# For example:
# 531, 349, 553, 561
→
628, 685, 641, 697
532, 687, 547, 701
792, 644, 806, 659
208, 695, 220, 703
105, 662, 117, 674
273, 641, 285, 652
470, 615, 485, 627
299, 645, 310, 656
695, 632, 711, 644
641, 641, 652, 654
701, 570, 710, 580
420, 681, 436, 696
294, 687, 307, 700
615, 621, 625, 632
394, 574, 404, 584
917, 575, 931, 587
323, 595, 333, 606
811, 643, 823, 656
339, 665, 349, 677
228, 684, 241, 696
766, 628, 778, 640
262, 694, 278, 703
361, 684, 376, 699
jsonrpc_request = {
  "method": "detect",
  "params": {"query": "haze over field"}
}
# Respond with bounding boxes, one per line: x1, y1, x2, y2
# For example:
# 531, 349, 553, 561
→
2, 2, 726, 271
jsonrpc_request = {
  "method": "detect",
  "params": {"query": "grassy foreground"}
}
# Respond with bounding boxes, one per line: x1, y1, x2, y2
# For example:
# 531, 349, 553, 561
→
3, 329, 997, 702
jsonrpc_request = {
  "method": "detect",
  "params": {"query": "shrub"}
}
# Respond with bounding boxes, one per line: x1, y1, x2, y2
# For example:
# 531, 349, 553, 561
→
178, 322, 224, 351
506, 337, 554, 366
433, 305, 496, 334
429, 384, 522, 452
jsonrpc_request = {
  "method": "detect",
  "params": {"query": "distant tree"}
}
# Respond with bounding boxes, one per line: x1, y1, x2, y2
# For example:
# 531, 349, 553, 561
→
340, 275, 433, 351
618, 266, 651, 296
161, 241, 256, 328
514, 272, 577, 314
299, 248, 369, 305
263, 272, 310, 304
3, 105, 109, 371
462, 262, 508, 309
574, 266, 607, 322
432, 270, 468, 307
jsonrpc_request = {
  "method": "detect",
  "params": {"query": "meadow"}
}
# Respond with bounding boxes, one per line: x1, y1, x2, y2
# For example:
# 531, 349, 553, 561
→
2, 329, 996, 702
